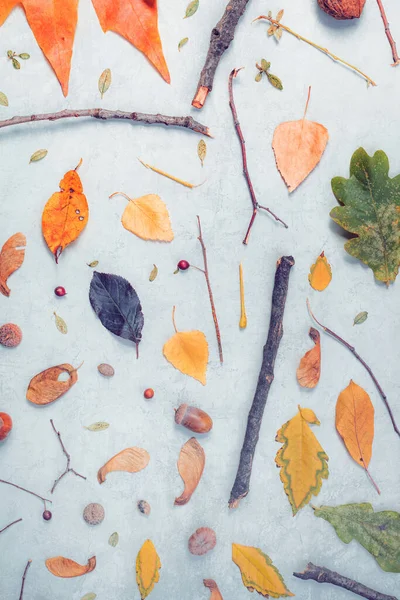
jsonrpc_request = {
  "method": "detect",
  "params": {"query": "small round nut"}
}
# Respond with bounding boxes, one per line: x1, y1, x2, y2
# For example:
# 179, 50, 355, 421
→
83, 503, 105, 525
0, 323, 22, 348
137, 500, 151, 515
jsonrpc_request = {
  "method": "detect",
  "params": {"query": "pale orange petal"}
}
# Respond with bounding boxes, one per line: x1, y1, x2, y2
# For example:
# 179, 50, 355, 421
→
175, 437, 205, 505
46, 555, 96, 578
98, 447, 150, 483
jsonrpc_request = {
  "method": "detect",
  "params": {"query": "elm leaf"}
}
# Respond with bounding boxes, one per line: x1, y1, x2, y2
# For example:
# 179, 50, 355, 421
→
30, 149, 48, 163
0, 92, 9, 107
353, 311, 368, 325
184, 0, 199, 18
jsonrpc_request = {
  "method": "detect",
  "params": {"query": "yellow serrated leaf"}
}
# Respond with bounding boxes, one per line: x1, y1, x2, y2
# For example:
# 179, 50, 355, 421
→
275, 406, 329, 515
111, 192, 174, 242
136, 540, 161, 599
308, 251, 332, 291
232, 544, 294, 598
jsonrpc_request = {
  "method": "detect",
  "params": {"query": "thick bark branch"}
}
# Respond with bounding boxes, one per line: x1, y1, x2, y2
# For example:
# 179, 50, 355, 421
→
294, 563, 398, 600
192, 0, 251, 109
0, 108, 211, 137
229, 255, 295, 508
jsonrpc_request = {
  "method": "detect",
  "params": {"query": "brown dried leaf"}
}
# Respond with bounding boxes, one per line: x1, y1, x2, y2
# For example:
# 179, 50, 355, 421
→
97, 447, 150, 484
296, 328, 321, 388
267, 24, 277, 35
26, 363, 78, 405
0, 232, 26, 297
204, 579, 224, 599
174, 437, 205, 505
45, 555, 96, 578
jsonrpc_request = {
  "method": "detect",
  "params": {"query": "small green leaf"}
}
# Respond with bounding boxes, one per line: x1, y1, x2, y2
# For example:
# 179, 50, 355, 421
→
353, 311, 368, 325
261, 59, 270, 72
81, 594, 97, 600
149, 264, 158, 282
267, 73, 283, 90
184, 0, 199, 18
88, 260, 99, 268
84, 422, 110, 432
98, 68, 112, 99
7, 50, 13, 59
18, 53, 30, 60
109, 531, 119, 547
255, 72, 263, 82
12, 58, 20, 70
178, 37, 189, 51
0, 92, 9, 107
197, 139, 206, 167
53, 312, 67, 334
29, 149, 47, 163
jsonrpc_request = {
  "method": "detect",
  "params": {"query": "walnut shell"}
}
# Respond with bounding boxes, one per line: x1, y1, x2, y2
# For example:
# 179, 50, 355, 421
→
0, 323, 22, 348
317, 0, 366, 19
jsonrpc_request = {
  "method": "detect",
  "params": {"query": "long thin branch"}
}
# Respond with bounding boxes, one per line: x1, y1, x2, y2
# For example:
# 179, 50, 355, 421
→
197, 216, 224, 364
294, 563, 398, 600
0, 518, 22, 535
50, 419, 86, 493
229, 256, 295, 508
254, 16, 376, 87
19, 559, 32, 600
0, 108, 211, 137
228, 69, 288, 245
307, 300, 400, 437
0, 479, 52, 510
375, 0, 400, 66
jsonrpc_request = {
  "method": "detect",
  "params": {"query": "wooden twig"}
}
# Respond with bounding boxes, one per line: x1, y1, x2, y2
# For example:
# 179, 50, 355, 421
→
294, 563, 398, 600
375, 0, 400, 66
192, 0, 251, 109
0, 517, 22, 535
229, 256, 295, 508
0, 108, 211, 137
307, 300, 400, 438
138, 159, 203, 188
0, 479, 52, 510
50, 419, 86, 493
19, 559, 32, 600
228, 69, 288, 245
254, 15, 376, 87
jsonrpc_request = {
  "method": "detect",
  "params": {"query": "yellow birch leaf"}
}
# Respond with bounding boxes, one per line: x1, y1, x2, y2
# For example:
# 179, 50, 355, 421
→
136, 540, 161, 599
232, 544, 294, 598
308, 251, 332, 291
275, 406, 329, 515
110, 192, 173, 242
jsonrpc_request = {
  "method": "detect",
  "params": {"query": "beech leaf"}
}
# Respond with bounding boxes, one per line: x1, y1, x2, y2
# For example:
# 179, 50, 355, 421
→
89, 272, 144, 352
330, 148, 400, 285
0, 232, 26, 297
232, 544, 294, 597
308, 251, 332, 291
111, 192, 174, 242
175, 437, 205, 506
296, 327, 321, 388
136, 539, 161, 599
0, 91, 9, 106
354, 311, 368, 325
46, 555, 96, 578
275, 406, 329, 515
26, 363, 78, 406
29, 149, 48, 163
97, 447, 150, 484
98, 68, 111, 98
314, 503, 400, 572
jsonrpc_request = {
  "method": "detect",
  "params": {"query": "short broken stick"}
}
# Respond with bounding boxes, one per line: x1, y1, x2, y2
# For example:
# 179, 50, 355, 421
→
294, 562, 398, 600
229, 255, 295, 508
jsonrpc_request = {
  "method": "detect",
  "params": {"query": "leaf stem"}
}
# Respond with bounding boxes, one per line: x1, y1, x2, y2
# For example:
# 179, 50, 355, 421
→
109, 191, 131, 202
375, 0, 400, 66
0, 479, 52, 510
50, 419, 86, 493
307, 300, 400, 438
239, 263, 247, 329
0, 517, 22, 535
19, 559, 32, 600
138, 158, 203, 189
172, 305, 178, 333
254, 16, 377, 87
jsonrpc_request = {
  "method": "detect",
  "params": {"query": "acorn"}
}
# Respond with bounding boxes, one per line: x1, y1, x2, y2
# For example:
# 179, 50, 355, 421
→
175, 403, 213, 434
0, 323, 22, 348
0, 412, 12, 441
317, 0, 366, 19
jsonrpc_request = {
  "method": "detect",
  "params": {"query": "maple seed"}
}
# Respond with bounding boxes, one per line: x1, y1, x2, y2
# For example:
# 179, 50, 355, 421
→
42, 510, 52, 521
177, 260, 190, 271
143, 388, 154, 399
54, 286, 66, 297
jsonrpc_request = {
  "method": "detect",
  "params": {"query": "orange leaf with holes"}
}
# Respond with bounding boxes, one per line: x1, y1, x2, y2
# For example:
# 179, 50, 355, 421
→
42, 159, 88, 263
296, 327, 321, 388
0, 232, 26, 297
308, 251, 332, 291
110, 192, 173, 242
45, 555, 96, 578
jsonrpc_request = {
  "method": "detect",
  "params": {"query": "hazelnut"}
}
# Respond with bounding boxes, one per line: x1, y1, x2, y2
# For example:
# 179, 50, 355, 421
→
0, 323, 22, 348
83, 503, 105, 525
0, 412, 12, 441
317, 0, 366, 20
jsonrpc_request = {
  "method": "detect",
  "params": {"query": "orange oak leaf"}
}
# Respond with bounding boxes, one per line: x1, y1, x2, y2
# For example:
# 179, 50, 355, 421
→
110, 192, 174, 241
45, 555, 96, 578
26, 363, 79, 406
42, 159, 88, 263
203, 579, 224, 599
336, 380, 380, 494
97, 447, 150, 484
308, 251, 332, 291
0, 232, 26, 297
296, 327, 321, 388
91, 0, 170, 84
0, 0, 78, 96
175, 437, 205, 506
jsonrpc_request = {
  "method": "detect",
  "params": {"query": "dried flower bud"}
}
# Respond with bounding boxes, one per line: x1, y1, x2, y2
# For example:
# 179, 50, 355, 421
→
175, 404, 213, 433
188, 527, 216, 555
83, 503, 105, 525
137, 500, 151, 515
0, 323, 22, 348
317, 0, 365, 19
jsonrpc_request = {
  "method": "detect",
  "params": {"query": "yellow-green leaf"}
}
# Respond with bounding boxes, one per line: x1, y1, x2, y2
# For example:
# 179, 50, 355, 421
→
354, 311, 368, 325
81, 594, 96, 600
30, 149, 48, 163
0, 92, 9, 107
178, 37, 189, 51
108, 532, 119, 547
232, 544, 294, 597
197, 139, 206, 167
84, 422, 109, 432
149, 264, 158, 282
184, 0, 199, 18
98, 68, 111, 99
54, 312, 67, 334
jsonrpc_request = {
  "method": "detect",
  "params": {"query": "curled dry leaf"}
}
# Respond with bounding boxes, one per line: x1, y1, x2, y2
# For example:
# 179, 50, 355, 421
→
308, 251, 332, 291
188, 527, 216, 556
149, 264, 158, 282
296, 327, 321, 388
26, 363, 78, 406
97, 447, 150, 484
42, 160, 88, 263
203, 579, 224, 599
111, 192, 173, 242
45, 555, 96, 578
232, 544, 293, 597
175, 437, 205, 505
0, 232, 26, 297
136, 539, 161, 599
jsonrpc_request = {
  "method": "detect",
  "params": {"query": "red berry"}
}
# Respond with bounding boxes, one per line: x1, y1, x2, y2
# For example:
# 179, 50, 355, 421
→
54, 286, 66, 297
143, 388, 154, 400
42, 510, 52, 521
177, 260, 190, 271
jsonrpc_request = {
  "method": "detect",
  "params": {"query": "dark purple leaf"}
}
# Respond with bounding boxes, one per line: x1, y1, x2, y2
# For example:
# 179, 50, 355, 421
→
89, 272, 144, 354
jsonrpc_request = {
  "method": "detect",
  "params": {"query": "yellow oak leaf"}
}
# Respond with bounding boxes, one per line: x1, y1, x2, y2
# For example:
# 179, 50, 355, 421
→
308, 251, 332, 291
163, 307, 208, 385
110, 192, 173, 242
136, 540, 161, 599
232, 544, 294, 598
275, 406, 329, 515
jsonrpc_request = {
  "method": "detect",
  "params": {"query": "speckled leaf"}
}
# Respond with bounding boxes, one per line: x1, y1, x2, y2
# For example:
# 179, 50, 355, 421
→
88, 260, 99, 268
184, 0, 199, 18
30, 149, 48, 163
354, 311, 368, 325
19, 53, 30, 60
267, 73, 283, 90
314, 503, 400, 572
85, 422, 109, 432
12, 57, 20, 69
261, 59, 270, 72
255, 72, 263, 82
54, 312, 67, 334
81, 594, 96, 600
108, 532, 119, 547
197, 139, 206, 167
178, 37, 188, 51
330, 148, 400, 285
0, 92, 9, 106
149, 264, 158, 282
98, 68, 111, 99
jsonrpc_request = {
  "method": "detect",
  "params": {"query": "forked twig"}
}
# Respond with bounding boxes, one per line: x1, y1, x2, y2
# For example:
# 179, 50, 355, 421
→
0, 479, 51, 511
50, 419, 86, 493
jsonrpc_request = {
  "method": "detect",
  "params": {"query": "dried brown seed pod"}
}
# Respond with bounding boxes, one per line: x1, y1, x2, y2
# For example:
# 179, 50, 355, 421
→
137, 500, 151, 515
97, 363, 115, 377
175, 403, 213, 433
188, 527, 216, 555
83, 503, 105, 525
317, 0, 365, 19
0, 323, 22, 348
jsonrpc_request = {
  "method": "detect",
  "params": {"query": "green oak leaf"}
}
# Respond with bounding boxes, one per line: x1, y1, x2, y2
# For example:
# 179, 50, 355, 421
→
330, 148, 400, 285
314, 503, 400, 572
